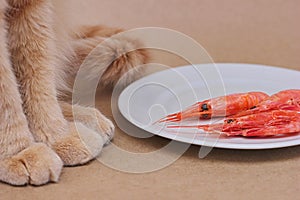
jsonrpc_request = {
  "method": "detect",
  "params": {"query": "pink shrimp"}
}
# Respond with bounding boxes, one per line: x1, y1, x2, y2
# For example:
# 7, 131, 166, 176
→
168, 110, 300, 137
158, 92, 269, 123
233, 89, 300, 117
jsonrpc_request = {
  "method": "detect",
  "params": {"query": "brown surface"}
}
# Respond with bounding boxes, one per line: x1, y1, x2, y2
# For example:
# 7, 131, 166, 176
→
1, 0, 300, 199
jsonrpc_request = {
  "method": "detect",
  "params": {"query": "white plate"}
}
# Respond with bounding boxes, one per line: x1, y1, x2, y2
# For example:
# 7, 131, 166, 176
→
118, 63, 300, 149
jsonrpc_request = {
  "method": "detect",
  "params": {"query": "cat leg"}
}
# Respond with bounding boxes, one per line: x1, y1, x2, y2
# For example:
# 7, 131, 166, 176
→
6, 0, 106, 166
0, 0, 62, 186
59, 101, 114, 145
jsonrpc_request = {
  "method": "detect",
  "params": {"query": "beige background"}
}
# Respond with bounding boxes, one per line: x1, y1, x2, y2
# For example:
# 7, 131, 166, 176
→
1, 0, 300, 199
55, 0, 300, 70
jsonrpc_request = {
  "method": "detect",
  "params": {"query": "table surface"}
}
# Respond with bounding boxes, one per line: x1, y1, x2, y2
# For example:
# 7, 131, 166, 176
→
1, 0, 299, 199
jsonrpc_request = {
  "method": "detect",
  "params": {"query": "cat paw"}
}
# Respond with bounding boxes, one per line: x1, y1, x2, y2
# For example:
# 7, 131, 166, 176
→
62, 103, 115, 145
52, 122, 105, 166
78, 107, 115, 145
0, 143, 63, 186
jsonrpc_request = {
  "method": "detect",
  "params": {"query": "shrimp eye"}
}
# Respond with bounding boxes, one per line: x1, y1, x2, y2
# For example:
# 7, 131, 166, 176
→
201, 104, 209, 111
201, 114, 210, 119
226, 119, 235, 123
250, 106, 257, 109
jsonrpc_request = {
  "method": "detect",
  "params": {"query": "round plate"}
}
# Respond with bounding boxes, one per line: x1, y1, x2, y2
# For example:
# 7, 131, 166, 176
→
118, 63, 300, 149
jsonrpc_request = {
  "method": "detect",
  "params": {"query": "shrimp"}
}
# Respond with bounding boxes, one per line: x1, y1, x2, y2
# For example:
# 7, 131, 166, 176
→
158, 92, 269, 123
168, 110, 300, 137
233, 89, 300, 117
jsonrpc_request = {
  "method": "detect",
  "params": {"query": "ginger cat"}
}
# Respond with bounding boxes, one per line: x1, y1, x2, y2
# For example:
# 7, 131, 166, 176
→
0, 0, 148, 186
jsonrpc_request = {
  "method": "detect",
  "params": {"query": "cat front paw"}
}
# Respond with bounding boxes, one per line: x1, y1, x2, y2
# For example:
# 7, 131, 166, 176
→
77, 108, 115, 145
0, 143, 63, 186
90, 108, 115, 145
61, 103, 115, 145
52, 122, 105, 166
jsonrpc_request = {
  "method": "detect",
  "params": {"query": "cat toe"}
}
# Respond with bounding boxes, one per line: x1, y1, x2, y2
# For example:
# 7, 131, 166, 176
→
0, 158, 29, 186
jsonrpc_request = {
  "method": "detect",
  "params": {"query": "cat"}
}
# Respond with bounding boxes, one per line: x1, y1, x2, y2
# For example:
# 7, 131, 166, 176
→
0, 0, 148, 186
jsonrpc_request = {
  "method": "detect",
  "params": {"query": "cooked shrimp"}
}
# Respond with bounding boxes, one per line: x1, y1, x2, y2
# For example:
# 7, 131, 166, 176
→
168, 110, 300, 137
158, 92, 269, 122
233, 89, 300, 117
